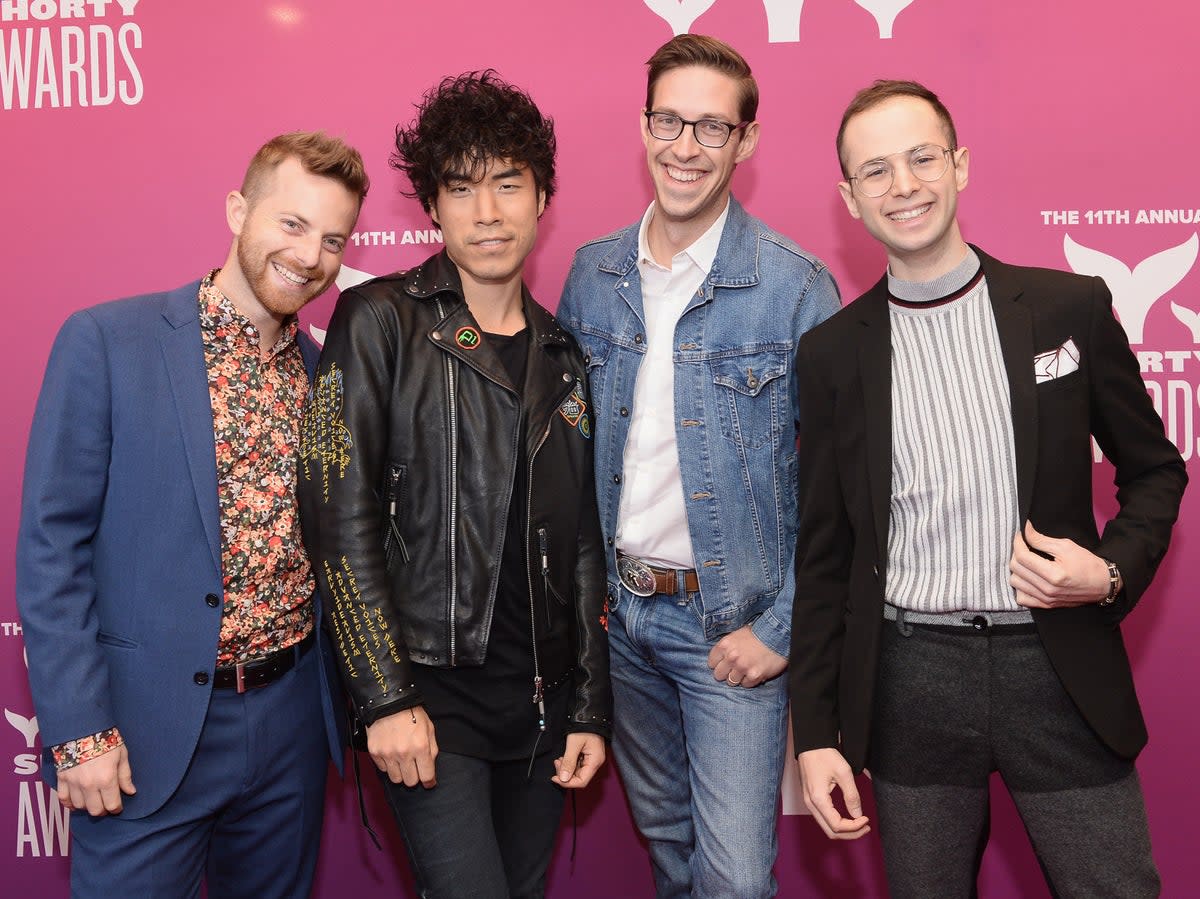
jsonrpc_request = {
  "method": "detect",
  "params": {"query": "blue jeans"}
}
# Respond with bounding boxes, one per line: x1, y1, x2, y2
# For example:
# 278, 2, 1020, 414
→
380, 750, 565, 899
609, 582, 788, 899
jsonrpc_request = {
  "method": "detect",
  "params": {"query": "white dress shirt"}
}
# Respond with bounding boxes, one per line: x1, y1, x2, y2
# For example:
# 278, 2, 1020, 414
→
615, 200, 730, 569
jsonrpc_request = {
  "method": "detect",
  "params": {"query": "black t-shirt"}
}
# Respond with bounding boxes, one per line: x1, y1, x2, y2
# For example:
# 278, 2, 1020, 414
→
409, 328, 568, 760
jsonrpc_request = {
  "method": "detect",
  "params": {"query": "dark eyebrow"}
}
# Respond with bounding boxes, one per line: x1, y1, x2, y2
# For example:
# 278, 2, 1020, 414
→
490, 167, 523, 181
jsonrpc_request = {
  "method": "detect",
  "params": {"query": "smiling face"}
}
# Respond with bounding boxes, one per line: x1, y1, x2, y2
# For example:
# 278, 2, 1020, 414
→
429, 156, 545, 295
643, 65, 759, 252
222, 155, 360, 327
837, 95, 970, 281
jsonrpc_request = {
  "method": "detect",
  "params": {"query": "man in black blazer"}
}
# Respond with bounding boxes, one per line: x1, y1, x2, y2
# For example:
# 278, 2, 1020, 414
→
790, 80, 1186, 897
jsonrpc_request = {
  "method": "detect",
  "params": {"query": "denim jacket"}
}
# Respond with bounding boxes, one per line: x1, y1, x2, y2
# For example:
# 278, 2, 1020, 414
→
557, 197, 841, 657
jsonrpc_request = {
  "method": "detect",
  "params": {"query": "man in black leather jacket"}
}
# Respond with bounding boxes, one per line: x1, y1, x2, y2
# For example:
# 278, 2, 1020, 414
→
297, 72, 611, 898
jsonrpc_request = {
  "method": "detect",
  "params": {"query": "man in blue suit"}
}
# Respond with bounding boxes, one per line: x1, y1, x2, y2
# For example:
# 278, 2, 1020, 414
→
16, 131, 368, 897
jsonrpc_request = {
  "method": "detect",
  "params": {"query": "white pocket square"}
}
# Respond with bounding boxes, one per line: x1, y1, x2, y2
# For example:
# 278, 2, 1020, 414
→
1033, 338, 1080, 383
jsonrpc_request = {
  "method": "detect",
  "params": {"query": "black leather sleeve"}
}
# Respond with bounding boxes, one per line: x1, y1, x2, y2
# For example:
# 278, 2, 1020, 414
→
298, 286, 422, 725
567, 367, 613, 740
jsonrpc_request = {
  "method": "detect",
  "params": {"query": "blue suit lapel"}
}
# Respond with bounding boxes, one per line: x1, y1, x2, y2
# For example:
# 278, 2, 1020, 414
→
298, 328, 320, 381
160, 282, 224, 575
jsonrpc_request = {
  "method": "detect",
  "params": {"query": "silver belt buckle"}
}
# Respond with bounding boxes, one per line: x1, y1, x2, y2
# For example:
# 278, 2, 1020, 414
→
617, 555, 657, 597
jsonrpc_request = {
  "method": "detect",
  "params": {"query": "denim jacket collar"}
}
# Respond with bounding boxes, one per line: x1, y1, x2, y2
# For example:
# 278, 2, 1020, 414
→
596, 195, 762, 290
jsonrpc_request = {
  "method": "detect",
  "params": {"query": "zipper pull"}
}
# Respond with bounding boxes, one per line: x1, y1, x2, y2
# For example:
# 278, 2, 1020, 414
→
532, 675, 546, 731
537, 527, 549, 575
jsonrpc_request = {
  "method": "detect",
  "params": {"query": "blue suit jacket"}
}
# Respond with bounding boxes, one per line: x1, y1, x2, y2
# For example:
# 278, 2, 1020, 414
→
16, 280, 344, 819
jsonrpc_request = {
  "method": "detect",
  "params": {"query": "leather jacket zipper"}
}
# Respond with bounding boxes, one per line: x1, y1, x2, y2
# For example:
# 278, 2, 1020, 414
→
435, 299, 460, 665
524, 374, 578, 732
383, 464, 410, 569
537, 526, 568, 629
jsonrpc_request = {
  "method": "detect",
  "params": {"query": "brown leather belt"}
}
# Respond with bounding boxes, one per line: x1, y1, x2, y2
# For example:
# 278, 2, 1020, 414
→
214, 629, 315, 693
647, 565, 700, 595
617, 554, 701, 597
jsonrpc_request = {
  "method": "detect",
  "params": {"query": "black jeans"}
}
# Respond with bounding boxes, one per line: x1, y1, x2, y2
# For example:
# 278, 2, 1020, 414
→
380, 750, 566, 899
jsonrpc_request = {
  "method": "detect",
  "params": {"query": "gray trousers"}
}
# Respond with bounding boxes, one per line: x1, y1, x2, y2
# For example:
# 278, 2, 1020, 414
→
867, 617, 1160, 898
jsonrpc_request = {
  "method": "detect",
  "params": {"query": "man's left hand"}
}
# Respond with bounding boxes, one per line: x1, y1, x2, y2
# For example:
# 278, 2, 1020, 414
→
707, 625, 787, 688
554, 733, 606, 789
1010, 521, 1113, 609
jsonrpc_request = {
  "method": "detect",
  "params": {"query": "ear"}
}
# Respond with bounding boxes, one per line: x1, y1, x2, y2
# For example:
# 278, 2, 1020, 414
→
537, 188, 547, 218
640, 110, 653, 151
427, 198, 440, 228
226, 190, 248, 236
837, 180, 862, 221
733, 121, 760, 164
953, 146, 969, 192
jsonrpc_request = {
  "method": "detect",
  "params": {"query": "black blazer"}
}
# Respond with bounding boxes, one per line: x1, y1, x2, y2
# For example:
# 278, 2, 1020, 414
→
788, 248, 1187, 771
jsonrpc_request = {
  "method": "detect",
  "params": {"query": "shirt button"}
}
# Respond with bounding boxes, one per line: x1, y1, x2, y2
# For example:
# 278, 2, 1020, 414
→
562, 372, 572, 382
633, 334, 644, 344
619, 407, 629, 417
205, 593, 220, 608
194, 672, 210, 686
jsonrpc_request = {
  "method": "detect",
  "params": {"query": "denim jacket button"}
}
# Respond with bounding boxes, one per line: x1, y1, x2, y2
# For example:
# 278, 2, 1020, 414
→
634, 333, 644, 344
619, 407, 629, 417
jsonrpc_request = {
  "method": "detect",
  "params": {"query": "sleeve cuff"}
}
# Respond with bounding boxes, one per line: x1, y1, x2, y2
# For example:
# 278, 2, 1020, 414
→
52, 727, 123, 771
750, 609, 791, 659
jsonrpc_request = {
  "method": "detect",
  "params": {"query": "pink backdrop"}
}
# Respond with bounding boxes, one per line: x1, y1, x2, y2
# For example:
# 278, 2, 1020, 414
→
3, 1, 1198, 895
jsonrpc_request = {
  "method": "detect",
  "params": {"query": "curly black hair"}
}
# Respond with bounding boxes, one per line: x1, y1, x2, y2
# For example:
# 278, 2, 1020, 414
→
391, 71, 557, 213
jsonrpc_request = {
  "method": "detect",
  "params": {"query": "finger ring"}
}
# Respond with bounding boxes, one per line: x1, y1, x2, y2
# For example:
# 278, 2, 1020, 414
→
727, 676, 742, 686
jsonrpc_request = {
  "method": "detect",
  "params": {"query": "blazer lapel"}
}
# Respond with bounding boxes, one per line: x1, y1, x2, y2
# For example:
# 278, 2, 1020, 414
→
977, 250, 1037, 521
856, 280, 893, 575
161, 283, 223, 575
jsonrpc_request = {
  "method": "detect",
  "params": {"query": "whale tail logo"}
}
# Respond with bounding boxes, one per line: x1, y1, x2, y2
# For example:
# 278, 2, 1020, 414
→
642, 0, 718, 35
335, 263, 375, 293
1062, 233, 1198, 344
311, 264, 381, 347
5, 709, 39, 749
854, 0, 917, 38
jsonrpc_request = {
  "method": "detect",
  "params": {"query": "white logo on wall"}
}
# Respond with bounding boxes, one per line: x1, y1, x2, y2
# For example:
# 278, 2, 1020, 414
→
1063, 233, 1199, 344
308, 264, 377, 346
642, 0, 918, 41
5, 646, 70, 857
0, 0, 145, 111
854, 0, 916, 38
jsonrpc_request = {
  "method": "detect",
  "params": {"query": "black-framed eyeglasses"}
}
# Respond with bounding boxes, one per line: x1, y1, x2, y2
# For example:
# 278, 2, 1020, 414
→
847, 145, 956, 198
644, 111, 749, 149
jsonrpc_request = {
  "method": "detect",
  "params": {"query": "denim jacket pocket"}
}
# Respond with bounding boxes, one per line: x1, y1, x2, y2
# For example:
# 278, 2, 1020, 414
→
711, 350, 789, 449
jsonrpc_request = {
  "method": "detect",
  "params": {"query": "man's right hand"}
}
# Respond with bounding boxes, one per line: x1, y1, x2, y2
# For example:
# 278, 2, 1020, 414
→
57, 743, 136, 816
367, 706, 438, 788
798, 747, 871, 840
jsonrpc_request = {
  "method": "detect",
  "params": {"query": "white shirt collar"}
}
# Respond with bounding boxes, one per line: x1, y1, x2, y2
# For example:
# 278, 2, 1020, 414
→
636, 198, 730, 275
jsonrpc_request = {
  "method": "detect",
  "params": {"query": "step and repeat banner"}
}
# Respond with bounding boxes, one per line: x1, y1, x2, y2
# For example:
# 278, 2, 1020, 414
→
3, 1, 1198, 895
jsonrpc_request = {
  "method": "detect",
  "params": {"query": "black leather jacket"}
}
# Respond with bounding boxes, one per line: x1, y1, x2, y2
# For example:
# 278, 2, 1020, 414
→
299, 252, 611, 739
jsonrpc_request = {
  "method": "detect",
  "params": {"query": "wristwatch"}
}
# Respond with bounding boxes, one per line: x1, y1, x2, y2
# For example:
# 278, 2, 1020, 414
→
1099, 558, 1121, 606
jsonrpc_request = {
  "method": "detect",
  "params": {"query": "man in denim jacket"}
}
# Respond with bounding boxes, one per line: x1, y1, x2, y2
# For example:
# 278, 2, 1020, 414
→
557, 34, 840, 899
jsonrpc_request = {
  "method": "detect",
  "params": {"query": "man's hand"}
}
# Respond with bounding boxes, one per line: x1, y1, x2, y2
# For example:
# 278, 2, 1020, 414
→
57, 743, 135, 816
553, 733, 606, 789
367, 706, 438, 788
707, 625, 787, 688
798, 747, 870, 840
1010, 522, 1113, 609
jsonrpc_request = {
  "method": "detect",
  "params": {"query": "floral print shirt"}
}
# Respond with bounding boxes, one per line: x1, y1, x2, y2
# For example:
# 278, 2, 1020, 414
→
52, 273, 315, 770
